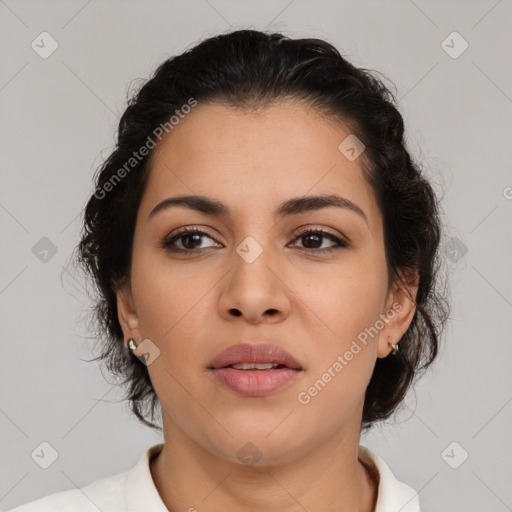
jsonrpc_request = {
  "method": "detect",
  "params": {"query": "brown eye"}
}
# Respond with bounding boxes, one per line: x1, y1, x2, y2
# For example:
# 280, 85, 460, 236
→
161, 228, 220, 252
291, 229, 348, 252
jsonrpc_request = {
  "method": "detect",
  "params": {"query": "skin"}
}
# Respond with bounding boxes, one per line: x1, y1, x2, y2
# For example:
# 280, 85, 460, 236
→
115, 100, 418, 512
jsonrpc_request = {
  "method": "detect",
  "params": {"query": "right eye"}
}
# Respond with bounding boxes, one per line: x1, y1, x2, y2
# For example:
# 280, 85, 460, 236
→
161, 227, 221, 252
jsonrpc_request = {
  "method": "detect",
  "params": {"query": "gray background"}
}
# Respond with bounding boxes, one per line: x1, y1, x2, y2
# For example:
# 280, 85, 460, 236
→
1, 1, 511, 510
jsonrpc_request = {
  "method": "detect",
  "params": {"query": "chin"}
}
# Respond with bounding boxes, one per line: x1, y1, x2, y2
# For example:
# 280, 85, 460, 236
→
204, 427, 311, 469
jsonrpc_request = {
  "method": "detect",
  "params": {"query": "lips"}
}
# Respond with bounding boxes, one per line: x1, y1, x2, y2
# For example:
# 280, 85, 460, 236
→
209, 343, 304, 397
208, 343, 303, 370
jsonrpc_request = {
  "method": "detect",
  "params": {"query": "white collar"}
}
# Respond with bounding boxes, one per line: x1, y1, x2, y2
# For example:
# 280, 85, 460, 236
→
358, 445, 421, 511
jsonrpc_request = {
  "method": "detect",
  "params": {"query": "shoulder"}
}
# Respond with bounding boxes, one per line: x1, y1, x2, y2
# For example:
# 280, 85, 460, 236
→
7, 443, 165, 512
359, 445, 422, 512
6, 470, 130, 512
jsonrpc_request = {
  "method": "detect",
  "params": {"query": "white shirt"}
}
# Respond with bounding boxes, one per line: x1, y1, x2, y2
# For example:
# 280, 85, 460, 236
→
8, 443, 421, 511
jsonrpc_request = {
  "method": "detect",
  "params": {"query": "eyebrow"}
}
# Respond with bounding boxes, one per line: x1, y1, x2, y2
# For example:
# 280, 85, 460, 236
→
147, 193, 369, 226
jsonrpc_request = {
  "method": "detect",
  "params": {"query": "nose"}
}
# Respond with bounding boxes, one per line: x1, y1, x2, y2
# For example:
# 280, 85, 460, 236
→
217, 245, 292, 325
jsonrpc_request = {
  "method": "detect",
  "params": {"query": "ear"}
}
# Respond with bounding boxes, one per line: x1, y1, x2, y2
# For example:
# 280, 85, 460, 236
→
114, 279, 142, 346
377, 269, 419, 358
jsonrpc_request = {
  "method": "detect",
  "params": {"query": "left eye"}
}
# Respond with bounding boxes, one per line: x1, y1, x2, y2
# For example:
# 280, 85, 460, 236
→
290, 229, 348, 251
161, 228, 348, 253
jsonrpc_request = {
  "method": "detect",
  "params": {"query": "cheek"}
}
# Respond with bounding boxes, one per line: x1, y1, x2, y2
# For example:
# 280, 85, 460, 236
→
129, 254, 216, 431
296, 261, 386, 347
294, 264, 383, 406
296, 273, 381, 415
130, 248, 227, 399
131, 244, 215, 339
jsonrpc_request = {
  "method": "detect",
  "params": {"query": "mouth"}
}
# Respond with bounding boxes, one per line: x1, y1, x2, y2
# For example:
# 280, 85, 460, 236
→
208, 343, 304, 396
208, 343, 303, 371
227, 362, 289, 370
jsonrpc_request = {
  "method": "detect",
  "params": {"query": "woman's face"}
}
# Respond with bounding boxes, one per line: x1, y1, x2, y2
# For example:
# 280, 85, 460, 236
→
116, 100, 416, 465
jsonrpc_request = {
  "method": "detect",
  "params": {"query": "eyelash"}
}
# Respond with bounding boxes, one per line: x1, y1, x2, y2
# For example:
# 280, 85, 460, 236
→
160, 227, 349, 253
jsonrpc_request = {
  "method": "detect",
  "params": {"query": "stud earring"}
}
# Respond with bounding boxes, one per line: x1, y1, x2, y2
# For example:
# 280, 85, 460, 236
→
390, 343, 399, 355
127, 338, 137, 352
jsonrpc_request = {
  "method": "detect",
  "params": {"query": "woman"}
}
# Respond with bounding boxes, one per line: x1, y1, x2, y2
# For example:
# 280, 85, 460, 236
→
10, 28, 449, 512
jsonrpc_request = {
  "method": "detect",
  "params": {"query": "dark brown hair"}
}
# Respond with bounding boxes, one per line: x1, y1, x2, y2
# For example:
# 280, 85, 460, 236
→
73, 29, 450, 432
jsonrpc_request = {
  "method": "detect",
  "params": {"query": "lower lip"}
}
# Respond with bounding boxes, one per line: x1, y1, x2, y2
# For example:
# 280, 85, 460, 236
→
211, 367, 302, 396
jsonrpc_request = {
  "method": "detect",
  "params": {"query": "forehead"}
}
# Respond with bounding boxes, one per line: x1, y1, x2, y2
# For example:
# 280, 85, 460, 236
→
139, 100, 380, 230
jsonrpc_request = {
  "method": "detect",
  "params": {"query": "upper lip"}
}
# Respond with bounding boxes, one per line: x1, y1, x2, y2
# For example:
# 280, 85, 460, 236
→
209, 343, 303, 370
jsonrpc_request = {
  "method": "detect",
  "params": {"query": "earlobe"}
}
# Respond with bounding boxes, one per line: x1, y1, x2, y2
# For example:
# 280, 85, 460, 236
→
377, 271, 419, 358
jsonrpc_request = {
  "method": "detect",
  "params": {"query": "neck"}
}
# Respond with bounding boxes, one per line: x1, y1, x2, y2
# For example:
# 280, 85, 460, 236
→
150, 415, 378, 512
